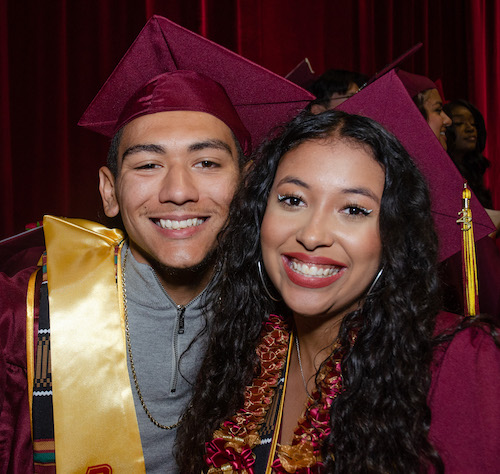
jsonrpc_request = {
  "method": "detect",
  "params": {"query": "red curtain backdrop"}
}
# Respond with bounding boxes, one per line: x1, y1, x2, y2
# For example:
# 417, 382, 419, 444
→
1, 0, 499, 239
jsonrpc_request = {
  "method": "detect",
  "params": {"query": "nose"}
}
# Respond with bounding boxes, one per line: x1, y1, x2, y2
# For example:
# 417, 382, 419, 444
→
158, 164, 199, 204
442, 111, 452, 127
295, 210, 335, 251
465, 121, 476, 132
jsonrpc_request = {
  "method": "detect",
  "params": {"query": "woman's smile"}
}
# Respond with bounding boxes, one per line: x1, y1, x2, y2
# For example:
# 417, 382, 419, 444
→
261, 138, 384, 320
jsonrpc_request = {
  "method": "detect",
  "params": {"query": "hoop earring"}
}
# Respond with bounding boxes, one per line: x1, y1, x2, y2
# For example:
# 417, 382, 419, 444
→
367, 268, 384, 295
257, 261, 280, 302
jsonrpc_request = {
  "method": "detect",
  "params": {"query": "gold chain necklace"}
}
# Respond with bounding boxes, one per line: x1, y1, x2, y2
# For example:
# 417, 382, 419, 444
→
122, 247, 181, 430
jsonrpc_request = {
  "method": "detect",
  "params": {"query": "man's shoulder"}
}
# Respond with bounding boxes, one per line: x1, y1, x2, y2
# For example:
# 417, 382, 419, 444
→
0, 226, 45, 277
1, 217, 126, 274
42, 216, 125, 250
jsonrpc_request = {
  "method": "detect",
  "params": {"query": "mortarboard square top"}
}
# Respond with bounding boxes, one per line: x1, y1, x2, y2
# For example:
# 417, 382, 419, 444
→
285, 58, 317, 90
397, 69, 437, 98
78, 15, 314, 155
338, 69, 495, 261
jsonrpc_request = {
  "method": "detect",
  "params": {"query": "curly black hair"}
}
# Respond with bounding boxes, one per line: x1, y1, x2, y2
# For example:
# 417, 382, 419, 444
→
175, 109, 444, 473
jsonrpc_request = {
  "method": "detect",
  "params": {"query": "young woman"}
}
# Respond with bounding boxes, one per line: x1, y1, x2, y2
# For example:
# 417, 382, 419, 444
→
397, 72, 500, 316
444, 99, 499, 233
397, 70, 452, 150
176, 110, 500, 473
444, 99, 488, 199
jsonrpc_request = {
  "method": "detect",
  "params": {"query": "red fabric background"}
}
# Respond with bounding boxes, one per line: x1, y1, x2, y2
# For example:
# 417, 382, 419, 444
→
1, 0, 499, 239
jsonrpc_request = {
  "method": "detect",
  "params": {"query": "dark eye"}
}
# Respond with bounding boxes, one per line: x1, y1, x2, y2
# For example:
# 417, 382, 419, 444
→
195, 160, 219, 168
277, 194, 304, 207
342, 206, 372, 216
135, 163, 160, 170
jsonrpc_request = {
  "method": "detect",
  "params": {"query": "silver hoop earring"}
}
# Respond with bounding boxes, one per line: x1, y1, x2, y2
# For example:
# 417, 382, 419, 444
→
367, 268, 384, 295
257, 261, 280, 302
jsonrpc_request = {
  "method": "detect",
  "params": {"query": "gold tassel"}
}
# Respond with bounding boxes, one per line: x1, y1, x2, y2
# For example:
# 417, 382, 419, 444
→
456, 183, 479, 316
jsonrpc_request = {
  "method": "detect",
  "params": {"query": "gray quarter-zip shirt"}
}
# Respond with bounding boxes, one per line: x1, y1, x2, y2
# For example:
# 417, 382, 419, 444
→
122, 243, 209, 473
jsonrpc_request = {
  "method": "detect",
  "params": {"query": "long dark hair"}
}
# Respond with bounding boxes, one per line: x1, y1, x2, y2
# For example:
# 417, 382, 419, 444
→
444, 99, 493, 209
176, 110, 443, 473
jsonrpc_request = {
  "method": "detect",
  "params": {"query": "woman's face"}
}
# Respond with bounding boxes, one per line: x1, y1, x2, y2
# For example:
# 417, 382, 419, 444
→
422, 89, 452, 150
449, 105, 477, 154
260, 138, 384, 322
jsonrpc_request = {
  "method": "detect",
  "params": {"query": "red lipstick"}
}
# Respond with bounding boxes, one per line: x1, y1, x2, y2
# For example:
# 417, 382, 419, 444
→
282, 254, 346, 289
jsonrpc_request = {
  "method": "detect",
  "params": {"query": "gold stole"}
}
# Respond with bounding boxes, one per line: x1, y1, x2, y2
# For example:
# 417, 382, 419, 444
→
41, 215, 145, 472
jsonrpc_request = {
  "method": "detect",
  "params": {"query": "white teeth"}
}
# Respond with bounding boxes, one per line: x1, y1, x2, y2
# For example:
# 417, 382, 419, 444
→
156, 218, 204, 230
290, 260, 340, 277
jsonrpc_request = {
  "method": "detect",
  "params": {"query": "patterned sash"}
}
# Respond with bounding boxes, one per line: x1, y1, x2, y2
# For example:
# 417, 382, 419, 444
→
32, 253, 56, 472
26, 216, 146, 473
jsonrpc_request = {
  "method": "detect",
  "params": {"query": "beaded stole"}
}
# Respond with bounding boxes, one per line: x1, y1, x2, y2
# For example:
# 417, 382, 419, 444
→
205, 315, 346, 474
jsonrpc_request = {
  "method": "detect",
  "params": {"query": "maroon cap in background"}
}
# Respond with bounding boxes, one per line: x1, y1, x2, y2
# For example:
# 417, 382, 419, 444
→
338, 69, 494, 261
285, 58, 317, 90
397, 69, 437, 98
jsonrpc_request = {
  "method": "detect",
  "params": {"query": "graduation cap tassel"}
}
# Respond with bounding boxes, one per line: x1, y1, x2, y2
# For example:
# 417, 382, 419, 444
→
456, 183, 479, 317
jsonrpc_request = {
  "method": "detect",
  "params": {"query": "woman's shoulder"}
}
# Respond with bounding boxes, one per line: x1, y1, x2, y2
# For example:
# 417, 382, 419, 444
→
433, 309, 498, 347
428, 311, 500, 471
432, 310, 499, 374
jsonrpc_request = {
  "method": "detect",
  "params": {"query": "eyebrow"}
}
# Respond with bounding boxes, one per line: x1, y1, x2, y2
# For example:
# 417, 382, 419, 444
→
276, 176, 380, 203
342, 187, 381, 204
188, 139, 234, 156
276, 176, 310, 189
121, 139, 234, 161
122, 144, 165, 160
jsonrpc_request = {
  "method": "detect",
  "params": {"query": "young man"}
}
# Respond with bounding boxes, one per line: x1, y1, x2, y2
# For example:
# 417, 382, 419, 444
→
0, 15, 313, 473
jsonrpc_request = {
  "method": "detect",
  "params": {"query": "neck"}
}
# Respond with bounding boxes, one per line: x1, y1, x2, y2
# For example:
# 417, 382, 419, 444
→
293, 313, 344, 371
127, 243, 215, 306
450, 150, 466, 166
152, 263, 213, 305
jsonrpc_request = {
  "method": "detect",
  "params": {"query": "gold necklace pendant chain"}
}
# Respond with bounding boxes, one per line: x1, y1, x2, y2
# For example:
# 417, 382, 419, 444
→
122, 247, 181, 430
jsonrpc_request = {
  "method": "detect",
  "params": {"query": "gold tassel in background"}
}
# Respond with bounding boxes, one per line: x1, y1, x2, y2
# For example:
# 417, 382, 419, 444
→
456, 183, 479, 317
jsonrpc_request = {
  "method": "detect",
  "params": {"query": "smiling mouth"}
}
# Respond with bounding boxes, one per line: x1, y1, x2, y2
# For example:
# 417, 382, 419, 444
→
288, 258, 343, 278
153, 218, 206, 230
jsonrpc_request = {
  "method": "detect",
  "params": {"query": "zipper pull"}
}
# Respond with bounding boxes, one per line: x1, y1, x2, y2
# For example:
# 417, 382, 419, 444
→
177, 305, 185, 334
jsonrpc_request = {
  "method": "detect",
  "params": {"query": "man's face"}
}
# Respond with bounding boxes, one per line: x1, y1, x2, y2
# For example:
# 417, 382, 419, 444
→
326, 82, 359, 109
310, 82, 359, 114
100, 110, 241, 271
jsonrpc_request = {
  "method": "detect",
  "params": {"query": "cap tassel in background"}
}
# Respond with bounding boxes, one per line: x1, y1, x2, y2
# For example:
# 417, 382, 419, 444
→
457, 183, 479, 317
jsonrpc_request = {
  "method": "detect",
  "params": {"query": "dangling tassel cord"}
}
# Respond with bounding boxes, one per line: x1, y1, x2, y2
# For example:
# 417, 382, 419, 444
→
456, 182, 479, 317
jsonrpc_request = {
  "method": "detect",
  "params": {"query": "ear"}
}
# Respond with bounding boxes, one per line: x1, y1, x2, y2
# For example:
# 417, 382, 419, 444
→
99, 166, 120, 217
310, 103, 327, 115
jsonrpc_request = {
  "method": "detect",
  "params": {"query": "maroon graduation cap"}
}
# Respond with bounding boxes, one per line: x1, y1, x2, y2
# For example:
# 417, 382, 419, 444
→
78, 15, 314, 154
285, 58, 317, 89
397, 69, 437, 98
338, 69, 495, 261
